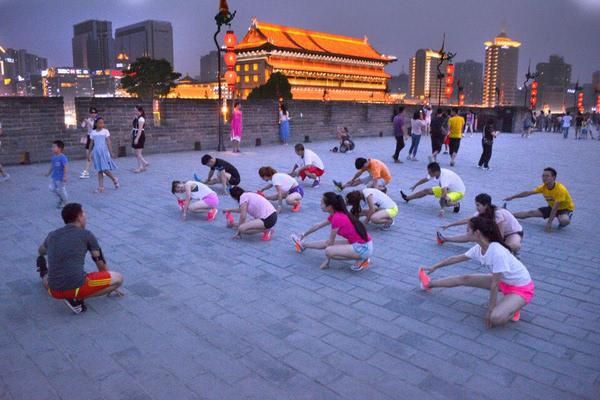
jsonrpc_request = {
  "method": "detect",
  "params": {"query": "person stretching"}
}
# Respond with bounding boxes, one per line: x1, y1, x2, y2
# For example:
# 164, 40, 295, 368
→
333, 157, 392, 193
419, 217, 534, 327
291, 192, 373, 271
290, 143, 325, 188
401, 162, 465, 217
503, 167, 574, 232
258, 167, 303, 213
37, 203, 124, 314
171, 180, 218, 221
222, 187, 277, 241
345, 188, 398, 230
198, 154, 241, 195
438, 193, 523, 254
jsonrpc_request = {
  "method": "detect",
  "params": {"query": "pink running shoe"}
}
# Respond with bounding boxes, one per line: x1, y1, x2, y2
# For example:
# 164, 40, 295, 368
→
177, 198, 185, 211
436, 231, 445, 246
257, 191, 265, 197
291, 203, 301, 212
511, 310, 521, 322
206, 208, 218, 221
225, 211, 235, 226
419, 268, 431, 291
261, 229, 273, 241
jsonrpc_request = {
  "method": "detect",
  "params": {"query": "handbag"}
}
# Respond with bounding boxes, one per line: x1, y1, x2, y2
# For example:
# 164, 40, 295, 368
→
79, 136, 88, 145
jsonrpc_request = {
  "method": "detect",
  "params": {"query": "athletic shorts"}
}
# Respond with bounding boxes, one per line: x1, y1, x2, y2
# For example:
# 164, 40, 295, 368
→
538, 207, 573, 220
288, 185, 304, 198
299, 166, 325, 180
498, 280, 535, 304
352, 240, 373, 260
431, 136, 444, 153
218, 170, 241, 186
359, 177, 388, 187
48, 271, 112, 300
261, 212, 278, 229
202, 193, 219, 208
432, 186, 464, 203
444, 135, 450, 145
449, 138, 461, 154
386, 206, 399, 218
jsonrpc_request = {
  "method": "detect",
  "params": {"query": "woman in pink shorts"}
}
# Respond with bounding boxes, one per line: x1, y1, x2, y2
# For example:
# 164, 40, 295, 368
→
171, 180, 218, 221
419, 217, 534, 328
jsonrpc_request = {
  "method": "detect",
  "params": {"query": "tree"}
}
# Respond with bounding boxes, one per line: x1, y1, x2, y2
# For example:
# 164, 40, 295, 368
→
121, 57, 181, 100
247, 72, 293, 100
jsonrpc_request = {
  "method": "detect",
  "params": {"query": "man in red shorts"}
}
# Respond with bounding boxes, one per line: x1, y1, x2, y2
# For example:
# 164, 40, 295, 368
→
290, 143, 325, 188
37, 203, 123, 314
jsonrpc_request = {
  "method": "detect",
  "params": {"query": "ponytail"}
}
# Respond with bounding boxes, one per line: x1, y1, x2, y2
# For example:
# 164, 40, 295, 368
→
323, 192, 369, 242
345, 191, 363, 217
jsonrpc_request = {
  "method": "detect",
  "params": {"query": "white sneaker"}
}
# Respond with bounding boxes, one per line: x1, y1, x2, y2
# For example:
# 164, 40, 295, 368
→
79, 170, 90, 179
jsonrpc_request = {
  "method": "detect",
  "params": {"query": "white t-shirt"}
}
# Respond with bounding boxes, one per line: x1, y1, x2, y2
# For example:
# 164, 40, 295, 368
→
362, 188, 397, 209
562, 115, 572, 128
472, 208, 522, 236
272, 173, 297, 192
188, 181, 214, 200
428, 168, 465, 194
298, 149, 324, 170
465, 242, 531, 286
91, 128, 110, 139
136, 116, 145, 129
411, 119, 427, 136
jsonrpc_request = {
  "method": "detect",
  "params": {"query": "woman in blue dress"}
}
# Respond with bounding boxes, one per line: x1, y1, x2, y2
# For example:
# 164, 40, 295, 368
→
90, 117, 119, 193
279, 103, 290, 144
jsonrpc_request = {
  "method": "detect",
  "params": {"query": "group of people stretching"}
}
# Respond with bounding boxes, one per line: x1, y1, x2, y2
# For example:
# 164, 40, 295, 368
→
36, 139, 575, 329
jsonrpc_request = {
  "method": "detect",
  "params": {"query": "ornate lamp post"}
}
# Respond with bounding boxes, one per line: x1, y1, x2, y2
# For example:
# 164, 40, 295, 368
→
213, 0, 236, 151
435, 34, 456, 107
523, 60, 540, 109
573, 80, 582, 113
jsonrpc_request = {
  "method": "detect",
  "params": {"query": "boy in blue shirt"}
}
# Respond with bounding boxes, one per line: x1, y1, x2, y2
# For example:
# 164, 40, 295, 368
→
46, 140, 69, 208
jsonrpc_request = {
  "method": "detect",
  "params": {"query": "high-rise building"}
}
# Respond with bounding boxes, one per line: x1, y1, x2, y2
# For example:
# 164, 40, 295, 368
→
483, 30, 521, 107
72, 20, 115, 70
535, 55, 571, 112
455, 60, 483, 105
199, 50, 224, 83
43, 67, 94, 126
388, 71, 409, 94
408, 49, 447, 103
0, 47, 47, 96
115, 21, 174, 67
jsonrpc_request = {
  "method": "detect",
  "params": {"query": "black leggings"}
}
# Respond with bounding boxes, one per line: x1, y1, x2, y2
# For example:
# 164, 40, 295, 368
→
392, 136, 405, 160
478, 141, 493, 168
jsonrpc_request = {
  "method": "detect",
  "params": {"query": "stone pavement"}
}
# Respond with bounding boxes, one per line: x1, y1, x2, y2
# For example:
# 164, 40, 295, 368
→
1, 131, 599, 400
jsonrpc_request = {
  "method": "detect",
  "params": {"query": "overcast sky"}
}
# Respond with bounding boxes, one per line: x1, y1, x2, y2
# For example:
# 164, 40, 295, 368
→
1, 0, 599, 83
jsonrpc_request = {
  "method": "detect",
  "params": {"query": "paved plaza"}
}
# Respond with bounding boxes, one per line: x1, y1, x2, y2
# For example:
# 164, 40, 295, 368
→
1, 131, 599, 400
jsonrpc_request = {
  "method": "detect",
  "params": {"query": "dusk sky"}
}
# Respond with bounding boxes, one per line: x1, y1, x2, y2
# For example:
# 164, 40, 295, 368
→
1, 0, 599, 83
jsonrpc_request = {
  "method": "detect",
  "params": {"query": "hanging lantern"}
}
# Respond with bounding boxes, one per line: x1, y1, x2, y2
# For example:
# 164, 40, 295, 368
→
445, 75, 454, 85
225, 70, 237, 86
529, 80, 538, 108
224, 51, 237, 67
445, 64, 455, 76
458, 93, 465, 106
596, 94, 600, 111
445, 86, 453, 98
577, 92, 584, 113
224, 30, 237, 49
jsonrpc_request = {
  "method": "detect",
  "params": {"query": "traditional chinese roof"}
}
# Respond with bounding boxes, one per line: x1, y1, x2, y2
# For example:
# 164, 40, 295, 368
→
236, 20, 396, 63
267, 57, 390, 79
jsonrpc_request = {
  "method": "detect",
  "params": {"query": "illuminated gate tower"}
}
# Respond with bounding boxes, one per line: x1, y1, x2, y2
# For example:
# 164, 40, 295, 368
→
235, 19, 396, 101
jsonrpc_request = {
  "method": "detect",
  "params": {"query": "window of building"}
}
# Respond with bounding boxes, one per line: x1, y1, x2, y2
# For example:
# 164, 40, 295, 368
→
253, 63, 258, 71
236, 76, 241, 83
244, 64, 249, 72
235, 65, 240, 72
253, 75, 259, 83
244, 75, 250, 83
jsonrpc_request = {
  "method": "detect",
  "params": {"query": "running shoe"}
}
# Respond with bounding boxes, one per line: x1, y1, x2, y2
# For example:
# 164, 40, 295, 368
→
484, 167, 491, 171
443, 151, 449, 154
79, 170, 90, 179
400, 190, 409, 203
436, 231, 445, 246
333, 180, 343, 192
291, 234, 304, 253
453, 202, 461, 213
406, 155, 412, 161
256, 191, 264, 197
418, 268, 431, 291
511, 310, 521, 322
206, 208, 218, 221
261, 229, 274, 241
381, 219, 395, 231
291, 203, 301, 212
193, 173, 202, 182
63, 299, 87, 314
351, 258, 370, 271
225, 211, 235, 226
177, 198, 185, 211
311, 179, 320, 188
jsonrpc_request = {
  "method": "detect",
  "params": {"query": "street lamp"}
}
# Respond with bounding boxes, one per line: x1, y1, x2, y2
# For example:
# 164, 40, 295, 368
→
435, 33, 456, 107
523, 60, 540, 109
213, 0, 236, 151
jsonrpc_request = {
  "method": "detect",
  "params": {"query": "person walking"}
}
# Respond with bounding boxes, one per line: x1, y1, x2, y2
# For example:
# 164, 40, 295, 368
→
230, 101, 243, 152
561, 111, 572, 138
391, 106, 406, 163
448, 108, 465, 166
79, 107, 98, 179
407, 110, 426, 161
574, 112, 584, 140
464, 110, 475, 137
132, 106, 149, 173
429, 108, 447, 163
45, 140, 69, 208
279, 103, 290, 144
478, 119, 498, 170
522, 110, 534, 138
90, 118, 119, 193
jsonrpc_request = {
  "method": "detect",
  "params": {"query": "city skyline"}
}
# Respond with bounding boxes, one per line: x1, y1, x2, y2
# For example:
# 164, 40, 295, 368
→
1, 0, 599, 85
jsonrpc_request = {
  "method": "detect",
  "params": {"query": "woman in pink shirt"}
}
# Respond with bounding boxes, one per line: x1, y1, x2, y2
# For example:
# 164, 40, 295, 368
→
222, 186, 276, 241
437, 193, 523, 253
291, 192, 373, 271
230, 102, 243, 153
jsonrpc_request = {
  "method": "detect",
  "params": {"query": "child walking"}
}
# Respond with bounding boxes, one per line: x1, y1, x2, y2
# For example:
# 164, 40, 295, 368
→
258, 166, 303, 213
419, 217, 534, 327
291, 192, 373, 271
46, 140, 69, 208
90, 118, 119, 193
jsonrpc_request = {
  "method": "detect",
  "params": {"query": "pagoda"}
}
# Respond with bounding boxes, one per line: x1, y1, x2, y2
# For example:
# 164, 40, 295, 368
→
235, 19, 396, 102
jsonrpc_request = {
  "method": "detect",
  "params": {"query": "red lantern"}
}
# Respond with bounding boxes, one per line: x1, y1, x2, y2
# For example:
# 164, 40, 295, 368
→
596, 94, 600, 111
577, 92, 584, 113
224, 51, 237, 67
446, 64, 454, 76
445, 86, 453, 98
225, 70, 237, 86
529, 80, 538, 108
224, 30, 237, 49
458, 93, 465, 106
445, 75, 454, 85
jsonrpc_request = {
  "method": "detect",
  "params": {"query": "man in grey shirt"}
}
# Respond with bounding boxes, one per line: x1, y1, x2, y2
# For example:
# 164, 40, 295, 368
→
38, 203, 123, 314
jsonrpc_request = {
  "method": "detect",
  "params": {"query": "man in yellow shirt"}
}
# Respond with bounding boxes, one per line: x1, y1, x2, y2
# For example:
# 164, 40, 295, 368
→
447, 108, 465, 166
503, 167, 574, 232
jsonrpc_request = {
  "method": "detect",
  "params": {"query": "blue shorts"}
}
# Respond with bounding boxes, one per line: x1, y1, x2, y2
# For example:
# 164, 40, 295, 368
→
352, 241, 373, 260
288, 185, 304, 198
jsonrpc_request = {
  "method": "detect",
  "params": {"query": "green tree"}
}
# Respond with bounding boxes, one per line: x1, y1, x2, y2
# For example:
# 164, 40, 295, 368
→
247, 72, 293, 100
121, 57, 181, 100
